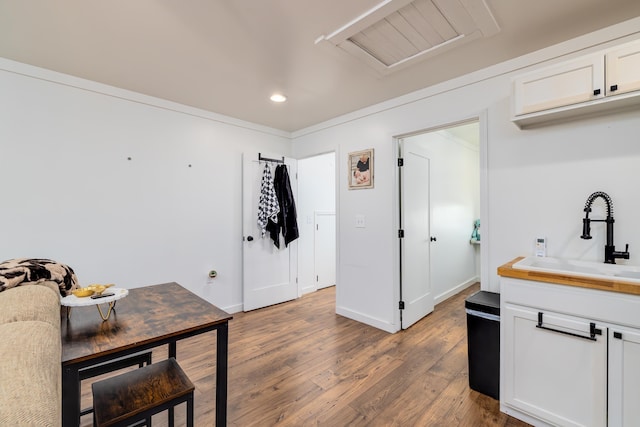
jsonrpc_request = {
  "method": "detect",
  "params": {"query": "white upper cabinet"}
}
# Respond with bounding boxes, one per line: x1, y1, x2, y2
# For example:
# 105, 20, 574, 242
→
606, 40, 640, 96
511, 39, 640, 128
512, 54, 604, 116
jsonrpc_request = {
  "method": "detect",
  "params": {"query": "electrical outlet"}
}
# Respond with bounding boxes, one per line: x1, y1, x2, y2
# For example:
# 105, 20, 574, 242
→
355, 215, 365, 228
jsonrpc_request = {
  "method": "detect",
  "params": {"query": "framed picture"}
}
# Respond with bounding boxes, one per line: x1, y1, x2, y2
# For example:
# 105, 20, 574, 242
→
348, 149, 374, 189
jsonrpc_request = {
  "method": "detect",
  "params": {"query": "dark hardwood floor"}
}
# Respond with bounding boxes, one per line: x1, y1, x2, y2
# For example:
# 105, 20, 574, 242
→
79, 283, 529, 426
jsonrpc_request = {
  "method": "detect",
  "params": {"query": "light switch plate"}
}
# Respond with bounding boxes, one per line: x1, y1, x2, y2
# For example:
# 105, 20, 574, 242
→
535, 237, 546, 257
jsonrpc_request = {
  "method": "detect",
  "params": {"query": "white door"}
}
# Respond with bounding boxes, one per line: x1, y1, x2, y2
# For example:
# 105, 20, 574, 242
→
608, 325, 640, 426
400, 140, 434, 329
314, 211, 335, 289
242, 152, 298, 311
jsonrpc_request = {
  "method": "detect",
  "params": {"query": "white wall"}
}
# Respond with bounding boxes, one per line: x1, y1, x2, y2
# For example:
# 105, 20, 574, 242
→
407, 127, 480, 303
297, 152, 336, 294
292, 19, 640, 332
0, 59, 290, 313
3, 18, 640, 333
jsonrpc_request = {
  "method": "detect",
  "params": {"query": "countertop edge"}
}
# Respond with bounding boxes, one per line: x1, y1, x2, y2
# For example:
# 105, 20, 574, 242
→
497, 257, 640, 296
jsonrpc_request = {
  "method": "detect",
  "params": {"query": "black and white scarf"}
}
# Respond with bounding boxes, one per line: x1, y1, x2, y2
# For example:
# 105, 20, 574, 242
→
257, 163, 280, 237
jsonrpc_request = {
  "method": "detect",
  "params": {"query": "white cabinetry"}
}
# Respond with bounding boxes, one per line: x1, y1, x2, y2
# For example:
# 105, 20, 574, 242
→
503, 304, 607, 426
500, 277, 640, 427
606, 41, 640, 97
511, 39, 640, 128
512, 54, 604, 116
608, 326, 640, 426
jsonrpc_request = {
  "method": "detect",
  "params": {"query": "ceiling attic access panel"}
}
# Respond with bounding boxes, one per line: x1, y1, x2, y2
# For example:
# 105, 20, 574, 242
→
316, 0, 500, 74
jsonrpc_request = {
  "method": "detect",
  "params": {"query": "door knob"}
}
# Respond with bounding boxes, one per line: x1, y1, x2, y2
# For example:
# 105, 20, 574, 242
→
430, 236, 437, 242
247, 236, 254, 241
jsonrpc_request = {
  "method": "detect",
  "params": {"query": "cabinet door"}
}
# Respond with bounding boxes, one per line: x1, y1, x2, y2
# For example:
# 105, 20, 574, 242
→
608, 326, 640, 426
502, 304, 607, 427
512, 54, 604, 116
606, 39, 640, 97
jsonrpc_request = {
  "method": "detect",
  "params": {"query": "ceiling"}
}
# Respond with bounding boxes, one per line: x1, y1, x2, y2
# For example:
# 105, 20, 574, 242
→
1, 1, 639, 133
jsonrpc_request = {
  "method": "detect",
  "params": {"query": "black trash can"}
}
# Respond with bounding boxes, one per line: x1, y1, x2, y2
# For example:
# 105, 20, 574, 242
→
465, 290, 500, 400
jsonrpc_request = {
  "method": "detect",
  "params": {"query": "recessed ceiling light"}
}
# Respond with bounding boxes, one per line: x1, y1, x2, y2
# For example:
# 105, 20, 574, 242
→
270, 93, 287, 103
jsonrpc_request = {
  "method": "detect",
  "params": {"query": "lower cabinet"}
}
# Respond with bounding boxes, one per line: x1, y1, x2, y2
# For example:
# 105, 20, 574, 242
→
502, 305, 607, 426
500, 277, 640, 427
608, 326, 640, 426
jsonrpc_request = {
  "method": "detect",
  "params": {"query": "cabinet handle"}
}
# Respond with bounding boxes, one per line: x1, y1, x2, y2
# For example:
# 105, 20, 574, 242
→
536, 312, 601, 341
593, 89, 601, 96
610, 84, 618, 92
613, 331, 622, 339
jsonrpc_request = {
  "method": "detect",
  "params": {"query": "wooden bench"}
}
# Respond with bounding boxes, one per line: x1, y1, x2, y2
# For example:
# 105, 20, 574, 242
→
92, 358, 194, 427
79, 350, 152, 420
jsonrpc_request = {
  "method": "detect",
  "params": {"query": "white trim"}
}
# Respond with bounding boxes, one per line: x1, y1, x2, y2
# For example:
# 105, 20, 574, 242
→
0, 56, 291, 139
392, 137, 402, 332
478, 110, 491, 292
317, 0, 412, 44
300, 285, 316, 295
221, 303, 244, 314
336, 305, 399, 333
435, 277, 478, 305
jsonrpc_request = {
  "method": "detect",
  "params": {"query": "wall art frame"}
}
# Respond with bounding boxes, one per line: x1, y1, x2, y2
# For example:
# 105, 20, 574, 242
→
348, 149, 374, 190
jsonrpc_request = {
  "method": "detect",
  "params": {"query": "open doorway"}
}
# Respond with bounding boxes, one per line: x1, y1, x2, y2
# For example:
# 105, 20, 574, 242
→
398, 120, 481, 329
297, 152, 336, 295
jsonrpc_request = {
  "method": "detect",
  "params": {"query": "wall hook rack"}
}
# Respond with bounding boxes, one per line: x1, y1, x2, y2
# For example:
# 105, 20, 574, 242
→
258, 153, 284, 164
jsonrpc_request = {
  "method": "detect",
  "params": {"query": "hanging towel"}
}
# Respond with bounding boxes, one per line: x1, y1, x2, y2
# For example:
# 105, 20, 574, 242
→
257, 163, 280, 237
269, 164, 299, 248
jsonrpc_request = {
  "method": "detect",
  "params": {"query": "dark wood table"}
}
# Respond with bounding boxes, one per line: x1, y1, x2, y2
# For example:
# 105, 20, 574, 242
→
61, 282, 232, 426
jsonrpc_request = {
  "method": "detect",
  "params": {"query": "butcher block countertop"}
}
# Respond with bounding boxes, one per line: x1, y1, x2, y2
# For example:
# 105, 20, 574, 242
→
498, 256, 640, 296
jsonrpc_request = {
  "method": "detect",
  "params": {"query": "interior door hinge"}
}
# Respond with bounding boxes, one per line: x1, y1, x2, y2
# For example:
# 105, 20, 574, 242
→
398, 229, 404, 238
399, 301, 405, 310
398, 158, 404, 167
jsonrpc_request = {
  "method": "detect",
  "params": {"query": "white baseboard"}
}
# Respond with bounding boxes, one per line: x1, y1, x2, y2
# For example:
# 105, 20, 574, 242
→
300, 284, 316, 295
434, 276, 479, 305
221, 303, 244, 314
336, 306, 399, 333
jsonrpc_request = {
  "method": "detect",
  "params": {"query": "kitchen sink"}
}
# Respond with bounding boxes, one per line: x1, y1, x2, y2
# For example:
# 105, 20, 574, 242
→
512, 256, 640, 284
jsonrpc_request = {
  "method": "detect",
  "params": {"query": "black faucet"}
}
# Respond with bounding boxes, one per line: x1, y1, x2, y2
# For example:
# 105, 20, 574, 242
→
581, 191, 630, 264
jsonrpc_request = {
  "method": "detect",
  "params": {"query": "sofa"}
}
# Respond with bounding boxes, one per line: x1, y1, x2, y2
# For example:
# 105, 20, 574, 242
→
0, 281, 62, 426
0, 258, 79, 427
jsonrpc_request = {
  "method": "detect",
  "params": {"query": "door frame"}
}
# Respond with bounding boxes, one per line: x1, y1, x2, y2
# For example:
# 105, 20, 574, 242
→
314, 210, 336, 290
295, 151, 338, 296
392, 112, 489, 329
